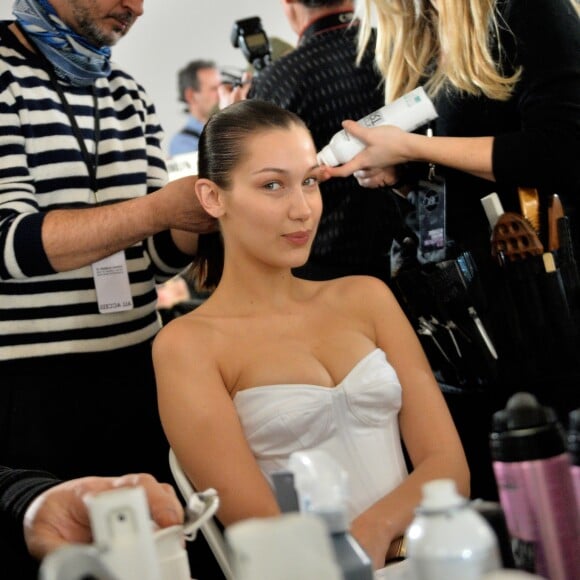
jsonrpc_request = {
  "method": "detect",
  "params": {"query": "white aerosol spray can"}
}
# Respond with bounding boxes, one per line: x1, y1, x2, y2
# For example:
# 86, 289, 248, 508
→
406, 478, 502, 580
317, 86, 438, 167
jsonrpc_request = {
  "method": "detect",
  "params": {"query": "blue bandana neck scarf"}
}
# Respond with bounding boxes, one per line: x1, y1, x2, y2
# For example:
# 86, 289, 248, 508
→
13, 0, 111, 86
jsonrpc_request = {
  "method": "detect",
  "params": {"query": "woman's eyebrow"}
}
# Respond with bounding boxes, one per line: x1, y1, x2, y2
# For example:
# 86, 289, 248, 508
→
251, 165, 319, 175
251, 167, 288, 175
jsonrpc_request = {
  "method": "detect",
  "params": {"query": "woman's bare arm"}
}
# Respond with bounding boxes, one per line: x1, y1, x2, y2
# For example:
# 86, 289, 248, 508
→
152, 318, 280, 526
348, 277, 470, 568
326, 121, 494, 185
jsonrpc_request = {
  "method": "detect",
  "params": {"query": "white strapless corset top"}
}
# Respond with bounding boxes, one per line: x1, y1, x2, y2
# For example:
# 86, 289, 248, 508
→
233, 348, 408, 518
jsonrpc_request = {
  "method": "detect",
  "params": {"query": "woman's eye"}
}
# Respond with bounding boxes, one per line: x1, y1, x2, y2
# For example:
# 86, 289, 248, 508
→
303, 176, 319, 187
264, 182, 282, 191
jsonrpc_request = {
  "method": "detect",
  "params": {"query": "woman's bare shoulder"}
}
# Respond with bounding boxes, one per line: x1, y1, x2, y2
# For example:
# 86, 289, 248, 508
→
319, 275, 394, 304
153, 306, 220, 360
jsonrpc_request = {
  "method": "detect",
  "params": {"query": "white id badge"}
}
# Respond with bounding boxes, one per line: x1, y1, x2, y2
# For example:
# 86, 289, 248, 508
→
92, 251, 134, 314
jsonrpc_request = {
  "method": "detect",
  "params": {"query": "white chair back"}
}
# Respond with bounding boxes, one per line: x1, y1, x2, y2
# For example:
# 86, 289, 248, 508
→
168, 449, 234, 579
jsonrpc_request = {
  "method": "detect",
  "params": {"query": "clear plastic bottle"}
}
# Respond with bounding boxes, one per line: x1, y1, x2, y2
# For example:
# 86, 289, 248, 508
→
288, 449, 374, 580
317, 86, 438, 167
405, 478, 502, 580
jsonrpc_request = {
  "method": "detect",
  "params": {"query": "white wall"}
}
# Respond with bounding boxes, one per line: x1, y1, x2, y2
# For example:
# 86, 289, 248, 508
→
0, 1, 294, 155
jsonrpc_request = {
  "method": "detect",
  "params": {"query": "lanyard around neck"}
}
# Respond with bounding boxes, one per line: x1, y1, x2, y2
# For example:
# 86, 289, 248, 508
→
16, 22, 101, 197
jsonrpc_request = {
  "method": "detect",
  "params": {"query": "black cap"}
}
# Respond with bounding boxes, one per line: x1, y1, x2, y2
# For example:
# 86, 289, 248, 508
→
490, 392, 567, 462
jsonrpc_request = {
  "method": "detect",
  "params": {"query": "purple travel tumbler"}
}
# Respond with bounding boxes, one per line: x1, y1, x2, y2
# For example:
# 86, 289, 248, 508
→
569, 409, 580, 513
490, 392, 580, 580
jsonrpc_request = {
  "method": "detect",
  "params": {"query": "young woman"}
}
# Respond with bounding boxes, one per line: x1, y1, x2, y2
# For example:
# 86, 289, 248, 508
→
153, 100, 469, 569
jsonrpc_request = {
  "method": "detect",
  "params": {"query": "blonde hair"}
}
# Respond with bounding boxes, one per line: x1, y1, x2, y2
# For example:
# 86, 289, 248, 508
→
356, 0, 522, 102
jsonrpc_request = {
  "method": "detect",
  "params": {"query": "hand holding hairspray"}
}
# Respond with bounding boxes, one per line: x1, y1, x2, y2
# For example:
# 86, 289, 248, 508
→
317, 86, 438, 167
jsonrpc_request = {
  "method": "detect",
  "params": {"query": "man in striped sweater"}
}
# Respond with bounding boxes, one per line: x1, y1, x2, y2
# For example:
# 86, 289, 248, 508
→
0, 0, 217, 576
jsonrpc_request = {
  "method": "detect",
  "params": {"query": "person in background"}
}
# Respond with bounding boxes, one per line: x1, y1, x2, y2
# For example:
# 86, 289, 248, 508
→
169, 59, 221, 157
0, 465, 183, 567
248, 0, 400, 283
218, 36, 294, 107
326, 0, 580, 499
153, 100, 469, 570
0, 0, 220, 577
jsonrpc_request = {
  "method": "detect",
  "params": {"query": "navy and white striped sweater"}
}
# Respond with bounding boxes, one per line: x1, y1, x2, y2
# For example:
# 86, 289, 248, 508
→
0, 21, 189, 362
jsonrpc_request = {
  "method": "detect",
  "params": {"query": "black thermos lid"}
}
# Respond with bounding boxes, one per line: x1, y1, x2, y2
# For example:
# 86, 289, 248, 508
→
490, 392, 567, 462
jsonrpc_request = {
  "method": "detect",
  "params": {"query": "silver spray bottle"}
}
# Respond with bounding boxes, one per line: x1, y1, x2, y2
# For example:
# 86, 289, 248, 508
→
405, 478, 501, 580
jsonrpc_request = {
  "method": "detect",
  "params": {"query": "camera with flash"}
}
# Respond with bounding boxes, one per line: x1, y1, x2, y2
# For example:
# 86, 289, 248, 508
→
230, 16, 272, 73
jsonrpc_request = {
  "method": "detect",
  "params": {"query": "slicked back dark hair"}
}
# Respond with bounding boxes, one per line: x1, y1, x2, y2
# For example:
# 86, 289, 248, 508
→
190, 100, 308, 291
